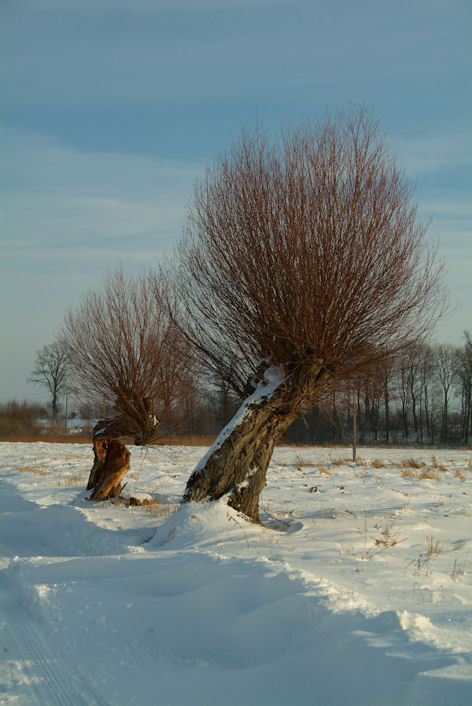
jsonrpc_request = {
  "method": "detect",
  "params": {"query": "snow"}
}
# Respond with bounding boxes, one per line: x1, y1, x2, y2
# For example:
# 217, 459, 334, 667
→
0, 441, 471, 705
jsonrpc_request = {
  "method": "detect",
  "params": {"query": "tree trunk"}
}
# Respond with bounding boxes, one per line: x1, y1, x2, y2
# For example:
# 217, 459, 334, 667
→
88, 438, 130, 501
52, 390, 58, 421
384, 380, 390, 444
184, 365, 326, 522
86, 419, 133, 502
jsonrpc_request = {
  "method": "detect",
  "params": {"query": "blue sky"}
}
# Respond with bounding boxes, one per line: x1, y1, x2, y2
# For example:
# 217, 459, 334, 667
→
1, 0, 471, 403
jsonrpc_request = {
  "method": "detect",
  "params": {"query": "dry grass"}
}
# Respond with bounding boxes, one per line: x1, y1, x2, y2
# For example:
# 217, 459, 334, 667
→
144, 503, 178, 519
451, 559, 464, 581
426, 536, 442, 558
400, 466, 442, 481
418, 468, 442, 481
453, 541, 466, 552
370, 459, 387, 469
110, 497, 177, 520
330, 457, 353, 466
401, 468, 418, 478
374, 525, 400, 549
454, 469, 466, 480
111, 496, 162, 509
430, 456, 447, 471
316, 465, 333, 475
402, 457, 425, 469
57, 473, 87, 486
294, 455, 318, 468
18, 465, 49, 476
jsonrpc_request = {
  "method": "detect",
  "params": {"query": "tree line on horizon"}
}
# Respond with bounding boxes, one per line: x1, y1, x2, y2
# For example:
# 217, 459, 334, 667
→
9, 332, 470, 448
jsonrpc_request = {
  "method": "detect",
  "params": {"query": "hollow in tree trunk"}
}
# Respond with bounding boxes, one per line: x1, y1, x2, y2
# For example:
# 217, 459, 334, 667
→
184, 364, 327, 522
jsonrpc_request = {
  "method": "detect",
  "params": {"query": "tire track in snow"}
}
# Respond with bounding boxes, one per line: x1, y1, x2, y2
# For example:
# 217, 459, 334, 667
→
0, 567, 109, 706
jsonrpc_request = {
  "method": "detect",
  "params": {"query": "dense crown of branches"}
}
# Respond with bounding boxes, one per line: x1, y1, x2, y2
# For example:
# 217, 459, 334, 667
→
64, 268, 191, 442
172, 109, 445, 397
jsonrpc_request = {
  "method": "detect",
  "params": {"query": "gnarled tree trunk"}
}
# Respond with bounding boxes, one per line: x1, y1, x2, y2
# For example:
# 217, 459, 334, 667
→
87, 419, 134, 502
184, 365, 327, 522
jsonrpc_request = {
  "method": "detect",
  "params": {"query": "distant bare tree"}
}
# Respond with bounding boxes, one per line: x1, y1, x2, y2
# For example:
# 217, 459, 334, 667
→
64, 267, 192, 500
456, 331, 472, 444
434, 343, 459, 444
162, 108, 446, 521
28, 339, 69, 421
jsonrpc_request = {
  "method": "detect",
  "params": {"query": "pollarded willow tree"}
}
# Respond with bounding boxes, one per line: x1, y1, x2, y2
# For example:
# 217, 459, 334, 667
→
64, 267, 192, 501
164, 108, 446, 522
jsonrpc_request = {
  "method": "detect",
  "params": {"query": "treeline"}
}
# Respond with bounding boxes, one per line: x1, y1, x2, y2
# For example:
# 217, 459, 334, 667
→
180, 337, 472, 447
0, 400, 50, 440
6, 336, 471, 447
284, 338, 472, 446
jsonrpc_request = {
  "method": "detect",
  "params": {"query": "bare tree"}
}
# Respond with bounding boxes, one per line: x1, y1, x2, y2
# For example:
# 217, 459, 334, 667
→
64, 267, 192, 500
434, 343, 459, 444
165, 108, 446, 521
28, 339, 69, 421
456, 331, 472, 444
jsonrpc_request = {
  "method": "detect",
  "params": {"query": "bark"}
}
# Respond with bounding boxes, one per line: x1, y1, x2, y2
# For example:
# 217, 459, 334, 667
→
86, 418, 134, 502
384, 379, 390, 444
184, 365, 326, 522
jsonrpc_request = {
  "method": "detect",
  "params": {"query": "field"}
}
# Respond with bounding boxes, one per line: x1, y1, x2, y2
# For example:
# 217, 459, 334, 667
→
1, 442, 471, 705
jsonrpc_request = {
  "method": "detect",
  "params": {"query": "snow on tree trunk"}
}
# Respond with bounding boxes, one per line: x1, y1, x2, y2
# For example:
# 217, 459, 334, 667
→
184, 365, 326, 522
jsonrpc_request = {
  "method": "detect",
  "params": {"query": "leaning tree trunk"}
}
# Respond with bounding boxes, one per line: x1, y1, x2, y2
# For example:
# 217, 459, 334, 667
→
184, 364, 327, 522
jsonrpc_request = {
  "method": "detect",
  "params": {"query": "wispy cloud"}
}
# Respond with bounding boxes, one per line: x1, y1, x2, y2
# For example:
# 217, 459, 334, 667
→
1, 126, 201, 266
391, 126, 472, 178
0, 127, 202, 398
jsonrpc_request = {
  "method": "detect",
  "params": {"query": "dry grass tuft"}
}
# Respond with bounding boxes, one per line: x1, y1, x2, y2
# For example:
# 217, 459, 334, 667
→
317, 465, 332, 475
370, 459, 387, 469
426, 536, 442, 558
144, 503, 178, 519
401, 468, 417, 479
111, 496, 162, 509
402, 457, 425, 469
454, 469, 466, 480
418, 468, 442, 481
400, 466, 443, 481
57, 473, 87, 486
374, 526, 400, 549
451, 559, 464, 581
18, 465, 49, 476
330, 457, 353, 466
430, 456, 447, 471
295, 455, 318, 468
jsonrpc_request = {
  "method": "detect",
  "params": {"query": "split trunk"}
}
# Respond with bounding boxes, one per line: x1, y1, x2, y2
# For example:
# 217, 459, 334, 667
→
87, 418, 134, 501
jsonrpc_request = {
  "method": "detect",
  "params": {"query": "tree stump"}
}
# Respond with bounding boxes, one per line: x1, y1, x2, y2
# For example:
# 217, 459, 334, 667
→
87, 419, 133, 501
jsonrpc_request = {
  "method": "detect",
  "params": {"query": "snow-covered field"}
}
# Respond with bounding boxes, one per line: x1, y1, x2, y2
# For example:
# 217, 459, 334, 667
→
0, 442, 471, 705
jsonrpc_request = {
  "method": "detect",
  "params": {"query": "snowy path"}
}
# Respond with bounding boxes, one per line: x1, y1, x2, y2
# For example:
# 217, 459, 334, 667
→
0, 443, 471, 705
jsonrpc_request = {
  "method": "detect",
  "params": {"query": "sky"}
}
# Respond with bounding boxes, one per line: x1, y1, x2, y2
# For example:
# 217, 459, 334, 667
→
1, 0, 471, 404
